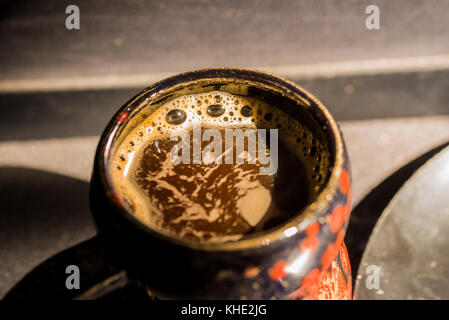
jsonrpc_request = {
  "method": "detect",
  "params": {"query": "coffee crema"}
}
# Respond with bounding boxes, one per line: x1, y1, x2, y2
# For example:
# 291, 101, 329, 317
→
110, 91, 330, 243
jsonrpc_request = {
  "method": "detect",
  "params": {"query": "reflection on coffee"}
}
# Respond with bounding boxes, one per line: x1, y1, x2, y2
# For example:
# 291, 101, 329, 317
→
111, 91, 330, 243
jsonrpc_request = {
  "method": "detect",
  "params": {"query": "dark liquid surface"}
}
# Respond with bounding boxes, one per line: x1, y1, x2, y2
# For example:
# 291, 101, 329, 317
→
130, 127, 311, 242
111, 91, 329, 243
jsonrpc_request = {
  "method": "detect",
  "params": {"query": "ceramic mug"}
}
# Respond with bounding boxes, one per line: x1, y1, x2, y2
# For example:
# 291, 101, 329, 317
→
89, 68, 353, 299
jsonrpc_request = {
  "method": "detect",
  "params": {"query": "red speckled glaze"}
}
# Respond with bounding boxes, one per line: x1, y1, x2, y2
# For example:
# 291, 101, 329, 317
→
117, 111, 129, 124
286, 243, 352, 300
276, 168, 353, 300
308, 169, 352, 300
299, 169, 352, 300
306, 242, 352, 300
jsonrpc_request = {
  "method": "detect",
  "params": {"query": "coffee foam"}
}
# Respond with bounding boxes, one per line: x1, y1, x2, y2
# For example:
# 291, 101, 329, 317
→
110, 91, 330, 242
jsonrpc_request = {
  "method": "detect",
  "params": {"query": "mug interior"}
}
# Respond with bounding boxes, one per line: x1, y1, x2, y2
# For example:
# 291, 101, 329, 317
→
99, 68, 343, 250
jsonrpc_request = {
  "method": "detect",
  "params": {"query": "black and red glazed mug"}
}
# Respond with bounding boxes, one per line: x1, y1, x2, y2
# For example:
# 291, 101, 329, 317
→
89, 68, 353, 300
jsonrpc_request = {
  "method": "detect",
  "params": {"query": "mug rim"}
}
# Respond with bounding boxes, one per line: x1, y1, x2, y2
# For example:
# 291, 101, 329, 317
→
95, 67, 345, 251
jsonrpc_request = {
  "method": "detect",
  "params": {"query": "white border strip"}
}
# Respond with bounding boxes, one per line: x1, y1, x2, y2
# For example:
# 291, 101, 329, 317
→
1, 54, 449, 93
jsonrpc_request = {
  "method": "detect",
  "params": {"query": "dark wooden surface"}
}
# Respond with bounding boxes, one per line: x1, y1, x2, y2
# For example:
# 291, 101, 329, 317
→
1, 0, 449, 81
1, 69, 449, 141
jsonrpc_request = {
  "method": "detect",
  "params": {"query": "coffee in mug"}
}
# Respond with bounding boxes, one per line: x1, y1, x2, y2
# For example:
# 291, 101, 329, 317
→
110, 90, 330, 243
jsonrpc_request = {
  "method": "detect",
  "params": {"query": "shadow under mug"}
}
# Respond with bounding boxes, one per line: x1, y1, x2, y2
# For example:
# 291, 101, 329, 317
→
89, 68, 353, 300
